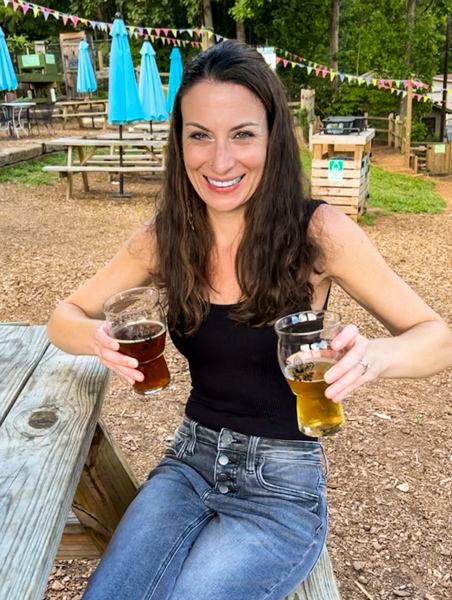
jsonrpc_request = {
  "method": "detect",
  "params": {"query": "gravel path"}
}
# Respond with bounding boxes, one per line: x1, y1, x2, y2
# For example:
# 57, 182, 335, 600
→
0, 142, 451, 600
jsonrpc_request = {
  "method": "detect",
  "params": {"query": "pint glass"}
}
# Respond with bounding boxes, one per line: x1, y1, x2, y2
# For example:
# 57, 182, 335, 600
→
103, 287, 170, 395
274, 310, 344, 437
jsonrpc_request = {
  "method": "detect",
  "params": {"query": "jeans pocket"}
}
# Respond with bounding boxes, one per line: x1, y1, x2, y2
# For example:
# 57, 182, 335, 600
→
256, 457, 322, 507
165, 430, 190, 459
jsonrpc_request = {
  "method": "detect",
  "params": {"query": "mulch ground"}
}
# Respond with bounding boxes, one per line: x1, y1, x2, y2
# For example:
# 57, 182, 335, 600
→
0, 136, 451, 600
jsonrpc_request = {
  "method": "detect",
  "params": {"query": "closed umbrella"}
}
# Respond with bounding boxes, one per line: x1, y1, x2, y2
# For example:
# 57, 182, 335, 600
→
0, 25, 18, 94
166, 47, 183, 114
77, 40, 97, 94
108, 13, 144, 197
138, 39, 167, 134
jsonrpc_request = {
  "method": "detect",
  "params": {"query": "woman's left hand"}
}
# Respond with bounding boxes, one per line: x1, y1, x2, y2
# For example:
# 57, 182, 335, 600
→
323, 324, 380, 403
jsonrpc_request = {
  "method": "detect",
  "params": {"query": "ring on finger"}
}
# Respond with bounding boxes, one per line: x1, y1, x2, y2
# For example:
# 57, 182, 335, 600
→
359, 359, 371, 373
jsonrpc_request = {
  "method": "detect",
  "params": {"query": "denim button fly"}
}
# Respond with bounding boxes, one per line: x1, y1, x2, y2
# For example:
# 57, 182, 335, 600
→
218, 484, 229, 494
218, 473, 229, 482
222, 433, 234, 445
218, 455, 229, 466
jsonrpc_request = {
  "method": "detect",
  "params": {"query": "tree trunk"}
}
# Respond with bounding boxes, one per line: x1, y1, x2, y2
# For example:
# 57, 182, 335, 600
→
236, 20, 246, 43
202, 0, 215, 49
405, 0, 416, 66
330, 0, 339, 91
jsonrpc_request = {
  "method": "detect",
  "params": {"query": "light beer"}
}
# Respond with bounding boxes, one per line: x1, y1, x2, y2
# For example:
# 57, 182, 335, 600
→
285, 358, 344, 437
113, 320, 170, 394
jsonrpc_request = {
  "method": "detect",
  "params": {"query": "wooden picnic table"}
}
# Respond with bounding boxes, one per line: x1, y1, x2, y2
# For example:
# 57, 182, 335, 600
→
0, 324, 138, 600
53, 99, 108, 130
0, 323, 340, 599
42, 136, 167, 200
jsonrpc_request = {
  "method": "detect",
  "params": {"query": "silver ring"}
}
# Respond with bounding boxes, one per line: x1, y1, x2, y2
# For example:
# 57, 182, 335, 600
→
359, 359, 371, 372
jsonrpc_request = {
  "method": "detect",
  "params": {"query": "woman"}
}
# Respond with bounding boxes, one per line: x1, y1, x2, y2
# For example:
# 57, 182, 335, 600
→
47, 41, 452, 600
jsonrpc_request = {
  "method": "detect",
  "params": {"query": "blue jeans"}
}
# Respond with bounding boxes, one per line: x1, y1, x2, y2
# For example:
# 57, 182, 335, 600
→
82, 417, 328, 600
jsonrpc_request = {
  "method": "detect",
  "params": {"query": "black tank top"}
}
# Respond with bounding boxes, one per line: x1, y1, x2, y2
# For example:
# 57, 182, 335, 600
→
169, 200, 326, 441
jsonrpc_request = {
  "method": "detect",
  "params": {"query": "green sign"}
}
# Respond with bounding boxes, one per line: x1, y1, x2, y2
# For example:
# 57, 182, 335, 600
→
434, 144, 446, 153
328, 159, 344, 181
21, 54, 41, 68
45, 54, 56, 64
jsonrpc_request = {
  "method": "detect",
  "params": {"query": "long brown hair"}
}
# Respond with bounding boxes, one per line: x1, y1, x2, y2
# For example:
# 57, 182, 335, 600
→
153, 40, 323, 334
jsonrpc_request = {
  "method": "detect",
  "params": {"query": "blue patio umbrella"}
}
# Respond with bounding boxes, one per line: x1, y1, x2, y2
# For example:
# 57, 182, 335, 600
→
138, 40, 168, 128
0, 25, 18, 93
166, 47, 183, 114
108, 13, 144, 197
77, 40, 97, 94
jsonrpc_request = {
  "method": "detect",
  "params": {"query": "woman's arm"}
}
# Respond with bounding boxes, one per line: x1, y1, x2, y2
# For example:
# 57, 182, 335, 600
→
47, 225, 155, 384
309, 204, 452, 402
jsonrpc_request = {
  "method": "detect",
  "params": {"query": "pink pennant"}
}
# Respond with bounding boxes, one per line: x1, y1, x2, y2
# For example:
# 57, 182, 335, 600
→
195, 28, 200, 37
282, 59, 289, 67
387, 79, 393, 87
22, 2, 29, 14
108, 22, 113, 30
417, 94, 422, 101
379, 78, 385, 87
155, 28, 161, 37
12, 1, 19, 11
71, 15, 79, 25
162, 28, 169, 36
321, 67, 328, 78
62, 14, 68, 24
315, 66, 321, 76
276, 57, 281, 65
172, 38, 177, 45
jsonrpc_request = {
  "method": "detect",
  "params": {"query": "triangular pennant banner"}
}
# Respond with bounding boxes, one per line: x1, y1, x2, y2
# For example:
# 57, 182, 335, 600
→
22, 2, 29, 13
70, 15, 79, 25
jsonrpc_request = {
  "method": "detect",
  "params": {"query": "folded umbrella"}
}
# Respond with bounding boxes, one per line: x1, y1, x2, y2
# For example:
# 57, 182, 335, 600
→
166, 47, 183, 114
139, 40, 168, 124
0, 25, 18, 93
77, 40, 97, 94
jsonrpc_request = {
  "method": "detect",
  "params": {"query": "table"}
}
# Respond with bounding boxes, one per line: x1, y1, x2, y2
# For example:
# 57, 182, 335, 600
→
0, 325, 139, 600
0, 101, 36, 139
42, 136, 167, 200
54, 99, 108, 130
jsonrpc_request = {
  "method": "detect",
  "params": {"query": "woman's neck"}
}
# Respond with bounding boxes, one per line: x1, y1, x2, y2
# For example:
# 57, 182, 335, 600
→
207, 207, 245, 252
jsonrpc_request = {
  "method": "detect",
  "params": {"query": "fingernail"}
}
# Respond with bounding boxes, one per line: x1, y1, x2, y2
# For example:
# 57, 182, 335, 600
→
324, 370, 335, 383
325, 386, 336, 398
111, 343, 118, 350
128, 360, 137, 368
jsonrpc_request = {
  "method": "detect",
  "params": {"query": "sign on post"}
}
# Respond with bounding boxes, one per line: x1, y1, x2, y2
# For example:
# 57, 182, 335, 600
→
256, 47, 277, 71
328, 159, 344, 181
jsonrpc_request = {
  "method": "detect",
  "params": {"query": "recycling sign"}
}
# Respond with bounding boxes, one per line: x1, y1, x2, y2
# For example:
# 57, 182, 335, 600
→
328, 159, 344, 181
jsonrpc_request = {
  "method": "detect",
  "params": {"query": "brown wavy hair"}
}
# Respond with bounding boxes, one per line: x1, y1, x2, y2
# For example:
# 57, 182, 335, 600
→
153, 40, 323, 334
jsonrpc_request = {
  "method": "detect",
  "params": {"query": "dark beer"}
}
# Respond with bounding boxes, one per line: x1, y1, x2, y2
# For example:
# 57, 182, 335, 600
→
113, 320, 170, 394
285, 358, 344, 437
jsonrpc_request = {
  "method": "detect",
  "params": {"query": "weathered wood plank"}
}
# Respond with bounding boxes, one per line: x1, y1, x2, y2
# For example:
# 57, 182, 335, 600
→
284, 546, 341, 600
312, 159, 361, 169
72, 419, 140, 554
311, 178, 361, 189
312, 186, 361, 197
57, 513, 101, 560
311, 129, 375, 145
43, 166, 165, 173
311, 168, 362, 179
0, 341, 109, 600
0, 326, 49, 424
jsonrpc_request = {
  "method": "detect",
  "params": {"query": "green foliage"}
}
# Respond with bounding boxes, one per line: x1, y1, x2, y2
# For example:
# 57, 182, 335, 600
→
410, 118, 428, 142
0, 153, 66, 185
296, 108, 310, 143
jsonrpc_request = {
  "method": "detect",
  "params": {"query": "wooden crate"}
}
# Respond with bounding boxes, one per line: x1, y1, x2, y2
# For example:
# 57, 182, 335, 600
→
309, 130, 375, 221
426, 143, 452, 175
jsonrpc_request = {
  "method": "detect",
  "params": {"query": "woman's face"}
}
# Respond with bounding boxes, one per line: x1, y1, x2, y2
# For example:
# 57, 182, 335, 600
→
181, 81, 269, 216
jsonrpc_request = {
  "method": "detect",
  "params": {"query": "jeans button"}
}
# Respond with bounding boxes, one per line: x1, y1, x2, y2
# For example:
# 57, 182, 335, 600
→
218, 484, 229, 494
223, 433, 233, 445
218, 454, 229, 466
218, 473, 229, 482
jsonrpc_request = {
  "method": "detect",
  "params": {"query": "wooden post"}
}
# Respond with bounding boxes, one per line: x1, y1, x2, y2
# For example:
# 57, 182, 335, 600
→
363, 111, 368, 128
97, 50, 104, 71
388, 113, 393, 147
405, 84, 412, 163
394, 115, 400, 149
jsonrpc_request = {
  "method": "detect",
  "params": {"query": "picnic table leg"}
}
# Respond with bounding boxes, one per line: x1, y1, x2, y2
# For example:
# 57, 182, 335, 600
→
67, 146, 74, 201
77, 147, 90, 193
62, 107, 68, 130
70, 419, 140, 554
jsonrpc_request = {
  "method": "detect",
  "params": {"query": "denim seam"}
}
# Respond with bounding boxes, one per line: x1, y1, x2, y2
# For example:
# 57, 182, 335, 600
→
246, 436, 259, 474
143, 510, 214, 600
255, 459, 321, 503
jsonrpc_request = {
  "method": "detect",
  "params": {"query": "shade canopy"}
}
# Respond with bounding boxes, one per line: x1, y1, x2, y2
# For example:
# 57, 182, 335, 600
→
77, 40, 97, 93
166, 47, 183, 114
138, 40, 168, 121
0, 26, 18, 92
108, 16, 144, 125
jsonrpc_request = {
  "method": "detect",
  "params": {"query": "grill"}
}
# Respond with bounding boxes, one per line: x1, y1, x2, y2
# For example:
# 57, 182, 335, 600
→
322, 116, 367, 135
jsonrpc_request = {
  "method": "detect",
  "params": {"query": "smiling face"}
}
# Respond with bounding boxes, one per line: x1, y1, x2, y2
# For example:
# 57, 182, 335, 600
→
181, 81, 269, 217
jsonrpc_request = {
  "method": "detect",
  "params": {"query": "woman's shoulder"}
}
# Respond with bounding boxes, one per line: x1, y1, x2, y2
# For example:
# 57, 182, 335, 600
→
126, 219, 158, 272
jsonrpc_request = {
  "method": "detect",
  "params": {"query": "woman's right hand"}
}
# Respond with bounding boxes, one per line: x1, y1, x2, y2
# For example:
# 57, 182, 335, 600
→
94, 322, 144, 386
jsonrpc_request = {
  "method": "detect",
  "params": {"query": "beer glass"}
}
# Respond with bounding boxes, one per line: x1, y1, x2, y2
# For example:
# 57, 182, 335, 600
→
274, 310, 345, 437
103, 287, 170, 395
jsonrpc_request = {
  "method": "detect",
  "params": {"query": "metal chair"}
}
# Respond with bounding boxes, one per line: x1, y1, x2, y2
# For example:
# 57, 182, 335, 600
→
30, 103, 56, 135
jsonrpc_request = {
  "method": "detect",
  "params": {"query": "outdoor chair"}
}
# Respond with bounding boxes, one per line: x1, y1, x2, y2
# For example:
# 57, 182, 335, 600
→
30, 103, 56, 135
0, 105, 9, 134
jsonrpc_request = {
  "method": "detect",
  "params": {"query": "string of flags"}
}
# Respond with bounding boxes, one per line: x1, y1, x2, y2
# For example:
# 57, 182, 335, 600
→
2, 0, 452, 103
1, 0, 221, 48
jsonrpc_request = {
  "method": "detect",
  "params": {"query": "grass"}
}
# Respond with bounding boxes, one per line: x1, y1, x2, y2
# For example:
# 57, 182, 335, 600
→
0, 152, 67, 186
300, 148, 446, 224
